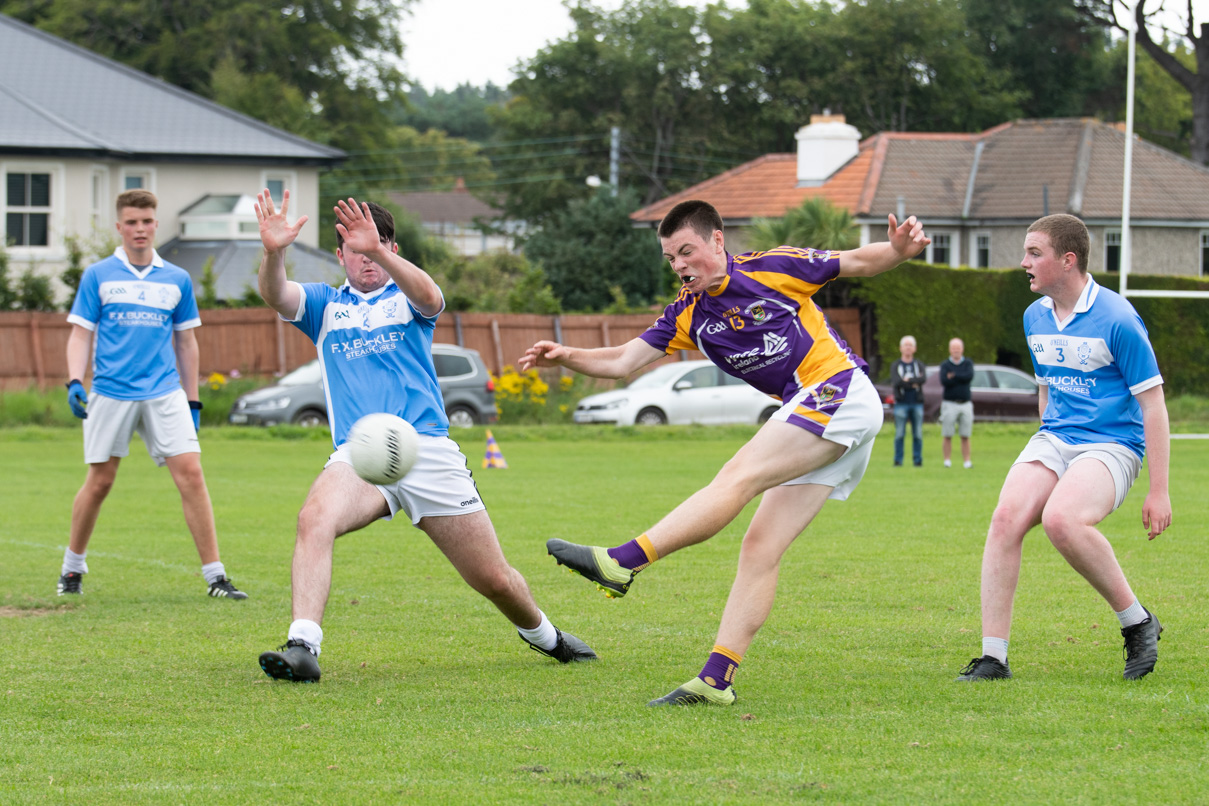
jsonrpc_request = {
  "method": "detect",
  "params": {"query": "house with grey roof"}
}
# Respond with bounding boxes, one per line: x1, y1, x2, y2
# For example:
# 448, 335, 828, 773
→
387, 179, 517, 257
0, 13, 344, 297
633, 116, 1209, 278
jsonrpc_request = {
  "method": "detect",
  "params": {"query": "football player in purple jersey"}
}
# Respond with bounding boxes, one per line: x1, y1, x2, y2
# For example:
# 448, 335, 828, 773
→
520, 199, 929, 705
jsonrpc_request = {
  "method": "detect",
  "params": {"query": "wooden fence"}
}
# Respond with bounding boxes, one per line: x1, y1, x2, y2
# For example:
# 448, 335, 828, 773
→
0, 307, 862, 389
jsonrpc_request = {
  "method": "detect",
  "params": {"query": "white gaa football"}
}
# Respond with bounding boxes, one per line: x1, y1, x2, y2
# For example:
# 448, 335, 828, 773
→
347, 413, 420, 485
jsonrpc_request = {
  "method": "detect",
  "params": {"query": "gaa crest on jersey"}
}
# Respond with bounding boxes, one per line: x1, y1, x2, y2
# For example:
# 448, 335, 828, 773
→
812, 383, 841, 406
744, 302, 768, 324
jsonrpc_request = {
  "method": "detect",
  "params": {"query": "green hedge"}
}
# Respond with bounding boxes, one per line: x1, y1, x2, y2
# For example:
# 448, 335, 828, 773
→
845, 263, 1209, 395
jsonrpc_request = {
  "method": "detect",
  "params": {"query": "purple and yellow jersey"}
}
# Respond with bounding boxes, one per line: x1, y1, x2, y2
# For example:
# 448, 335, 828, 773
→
639, 248, 867, 402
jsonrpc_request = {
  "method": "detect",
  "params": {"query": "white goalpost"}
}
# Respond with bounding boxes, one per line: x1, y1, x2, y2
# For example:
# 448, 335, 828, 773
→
1119, 2, 1209, 437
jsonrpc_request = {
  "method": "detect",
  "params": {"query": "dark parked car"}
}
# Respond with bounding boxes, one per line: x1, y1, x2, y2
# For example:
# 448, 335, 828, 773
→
228, 343, 497, 428
874, 363, 1039, 422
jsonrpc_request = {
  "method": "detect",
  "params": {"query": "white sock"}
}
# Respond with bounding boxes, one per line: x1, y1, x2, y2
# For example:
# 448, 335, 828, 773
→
1115, 599, 1148, 628
62, 548, 88, 575
516, 610, 558, 651
201, 561, 226, 585
982, 637, 1009, 664
288, 619, 324, 656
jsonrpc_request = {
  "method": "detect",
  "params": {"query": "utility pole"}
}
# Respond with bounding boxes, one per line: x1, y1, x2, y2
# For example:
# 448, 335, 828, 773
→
609, 126, 620, 196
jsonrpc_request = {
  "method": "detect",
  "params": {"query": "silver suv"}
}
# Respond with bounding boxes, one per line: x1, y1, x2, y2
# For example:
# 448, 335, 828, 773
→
228, 343, 498, 428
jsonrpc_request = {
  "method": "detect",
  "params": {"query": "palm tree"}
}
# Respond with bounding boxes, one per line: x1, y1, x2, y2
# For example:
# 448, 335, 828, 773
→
748, 197, 858, 252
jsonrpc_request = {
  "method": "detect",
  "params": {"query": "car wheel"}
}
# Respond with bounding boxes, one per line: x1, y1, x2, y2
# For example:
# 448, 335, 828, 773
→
292, 409, 328, 428
634, 407, 667, 426
447, 405, 478, 428
758, 406, 778, 424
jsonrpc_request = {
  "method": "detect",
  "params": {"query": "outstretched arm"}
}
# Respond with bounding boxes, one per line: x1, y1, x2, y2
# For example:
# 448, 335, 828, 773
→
334, 198, 443, 318
255, 189, 307, 317
518, 337, 664, 379
837, 214, 931, 278
1136, 384, 1171, 540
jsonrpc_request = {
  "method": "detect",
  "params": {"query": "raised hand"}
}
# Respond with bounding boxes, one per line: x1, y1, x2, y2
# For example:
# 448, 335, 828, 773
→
886, 214, 931, 260
334, 198, 382, 255
255, 189, 308, 253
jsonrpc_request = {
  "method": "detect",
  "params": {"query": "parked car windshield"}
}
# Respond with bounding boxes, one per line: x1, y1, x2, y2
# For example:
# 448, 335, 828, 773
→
626, 363, 693, 390
278, 361, 322, 386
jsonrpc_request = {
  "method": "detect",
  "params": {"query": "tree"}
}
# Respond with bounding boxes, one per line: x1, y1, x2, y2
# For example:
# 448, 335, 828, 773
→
827, 0, 1025, 133
491, 0, 719, 222
523, 188, 668, 312
392, 83, 510, 141
433, 253, 561, 314
1079, 0, 1209, 163
964, 0, 1116, 119
747, 197, 859, 252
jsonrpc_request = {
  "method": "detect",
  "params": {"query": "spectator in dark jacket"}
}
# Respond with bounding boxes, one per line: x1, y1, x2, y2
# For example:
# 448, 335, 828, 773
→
940, 337, 975, 467
890, 335, 926, 466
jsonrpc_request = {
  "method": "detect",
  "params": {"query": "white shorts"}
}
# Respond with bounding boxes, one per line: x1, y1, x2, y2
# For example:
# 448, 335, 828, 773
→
327, 434, 487, 525
82, 389, 198, 466
940, 400, 974, 437
1014, 431, 1142, 511
773, 370, 881, 501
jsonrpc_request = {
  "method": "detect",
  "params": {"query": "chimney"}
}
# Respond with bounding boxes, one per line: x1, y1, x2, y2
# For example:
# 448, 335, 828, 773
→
795, 112, 861, 187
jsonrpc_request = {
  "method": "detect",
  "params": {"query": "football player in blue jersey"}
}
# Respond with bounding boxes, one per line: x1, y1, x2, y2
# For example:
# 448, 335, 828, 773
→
252, 190, 595, 683
60, 190, 246, 600
519, 199, 929, 705
957, 214, 1171, 683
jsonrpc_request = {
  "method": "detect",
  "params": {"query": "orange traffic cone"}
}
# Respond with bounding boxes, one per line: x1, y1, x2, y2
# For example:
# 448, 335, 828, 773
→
483, 429, 508, 469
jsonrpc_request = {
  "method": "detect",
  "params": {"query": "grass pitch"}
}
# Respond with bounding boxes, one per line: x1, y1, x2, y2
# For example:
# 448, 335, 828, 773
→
2, 423, 1207, 804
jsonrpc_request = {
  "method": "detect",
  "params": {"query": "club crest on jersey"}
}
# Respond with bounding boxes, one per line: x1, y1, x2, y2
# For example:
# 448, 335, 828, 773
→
383, 300, 398, 318
1077, 341, 1091, 366
159, 287, 172, 304
744, 303, 768, 324
812, 383, 841, 405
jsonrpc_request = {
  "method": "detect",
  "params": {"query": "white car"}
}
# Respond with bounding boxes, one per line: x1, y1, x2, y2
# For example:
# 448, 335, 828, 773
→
573, 359, 780, 426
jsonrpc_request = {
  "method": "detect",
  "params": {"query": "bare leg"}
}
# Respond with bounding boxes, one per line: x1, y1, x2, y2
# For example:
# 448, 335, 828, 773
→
69, 457, 121, 554
291, 463, 388, 624
714, 483, 833, 656
164, 452, 221, 565
980, 462, 1056, 639
943, 436, 952, 463
423, 510, 542, 629
644, 420, 844, 558
1041, 459, 1134, 610
961, 436, 971, 464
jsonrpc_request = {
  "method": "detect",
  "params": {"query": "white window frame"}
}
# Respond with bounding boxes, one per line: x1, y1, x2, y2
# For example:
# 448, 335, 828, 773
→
1104, 228, 1121, 273
1200, 230, 1209, 278
120, 166, 156, 193
928, 230, 956, 267
90, 165, 110, 230
971, 231, 991, 268
260, 170, 297, 203
2, 161, 65, 256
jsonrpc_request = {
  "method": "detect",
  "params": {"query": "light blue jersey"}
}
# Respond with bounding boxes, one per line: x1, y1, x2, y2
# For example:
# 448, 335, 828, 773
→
67, 247, 200, 401
284, 280, 449, 447
1025, 275, 1162, 458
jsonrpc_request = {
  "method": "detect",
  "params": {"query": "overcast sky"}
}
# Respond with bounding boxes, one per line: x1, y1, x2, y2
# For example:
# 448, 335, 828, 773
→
399, 0, 712, 91
399, 0, 1209, 93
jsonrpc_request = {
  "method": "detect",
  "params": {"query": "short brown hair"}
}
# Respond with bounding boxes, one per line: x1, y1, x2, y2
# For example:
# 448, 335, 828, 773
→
336, 201, 396, 249
658, 199, 724, 242
1027, 214, 1089, 273
116, 189, 157, 214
